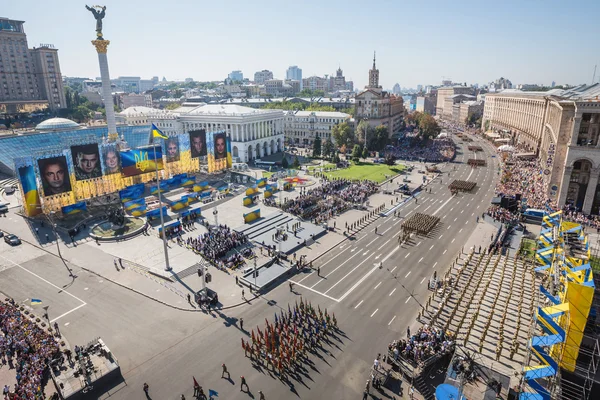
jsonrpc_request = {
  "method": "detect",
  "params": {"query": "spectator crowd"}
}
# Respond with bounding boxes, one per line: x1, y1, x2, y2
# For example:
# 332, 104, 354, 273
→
385, 136, 456, 163
1, 299, 62, 399
388, 325, 454, 366
186, 224, 248, 269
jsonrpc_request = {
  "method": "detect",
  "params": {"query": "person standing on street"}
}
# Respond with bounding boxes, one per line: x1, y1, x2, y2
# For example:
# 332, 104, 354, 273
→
240, 376, 249, 392
143, 383, 149, 395
239, 317, 244, 331
53, 322, 61, 337
259, 390, 265, 400
221, 363, 230, 379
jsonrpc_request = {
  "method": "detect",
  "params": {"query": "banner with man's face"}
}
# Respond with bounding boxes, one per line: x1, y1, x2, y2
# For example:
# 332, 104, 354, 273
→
189, 130, 207, 158
71, 144, 102, 181
37, 156, 72, 197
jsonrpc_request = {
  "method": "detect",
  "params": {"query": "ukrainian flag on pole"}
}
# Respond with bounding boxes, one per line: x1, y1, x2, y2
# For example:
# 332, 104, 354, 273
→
151, 123, 168, 140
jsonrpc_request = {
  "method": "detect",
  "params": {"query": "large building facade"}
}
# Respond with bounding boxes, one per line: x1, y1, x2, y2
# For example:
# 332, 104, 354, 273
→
253, 70, 273, 84
354, 53, 404, 134
483, 85, 600, 214
286, 66, 302, 87
436, 85, 475, 117
0, 18, 66, 113
147, 103, 285, 163
284, 110, 350, 146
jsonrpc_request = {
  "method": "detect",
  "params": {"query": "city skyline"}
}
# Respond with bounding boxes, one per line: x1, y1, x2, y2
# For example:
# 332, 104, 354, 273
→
3, 0, 600, 89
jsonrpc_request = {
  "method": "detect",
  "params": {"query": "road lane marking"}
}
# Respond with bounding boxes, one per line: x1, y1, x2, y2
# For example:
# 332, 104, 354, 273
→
454, 217, 457, 222
298, 250, 346, 283
439, 234, 443, 239
430, 244, 435, 250
432, 195, 455, 216
375, 254, 382, 259
366, 238, 378, 247
381, 226, 393, 235
377, 239, 391, 250
311, 252, 361, 287
447, 225, 452, 230
355, 300, 364, 309
389, 288, 397, 296
374, 281, 382, 290
418, 257, 423, 263
405, 271, 412, 278
388, 316, 396, 325
405, 297, 411, 304
405, 253, 410, 258
420, 277, 426, 284
371, 309, 379, 317
381, 247, 399, 263
351, 248, 357, 252
451, 238, 455, 243
363, 250, 370, 256
416, 241, 422, 247
465, 221, 468, 225
324, 254, 374, 294
433, 261, 438, 269
390, 266, 397, 273
288, 280, 340, 302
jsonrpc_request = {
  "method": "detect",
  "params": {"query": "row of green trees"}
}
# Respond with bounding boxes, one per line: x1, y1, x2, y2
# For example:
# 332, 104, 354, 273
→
330, 120, 389, 152
60, 86, 116, 122
405, 111, 441, 140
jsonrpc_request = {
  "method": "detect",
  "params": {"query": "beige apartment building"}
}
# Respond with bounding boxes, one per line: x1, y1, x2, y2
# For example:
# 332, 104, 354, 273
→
482, 85, 600, 214
0, 18, 66, 113
436, 85, 475, 117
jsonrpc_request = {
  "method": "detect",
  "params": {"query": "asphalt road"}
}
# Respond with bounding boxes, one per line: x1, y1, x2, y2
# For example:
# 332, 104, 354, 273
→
0, 134, 501, 400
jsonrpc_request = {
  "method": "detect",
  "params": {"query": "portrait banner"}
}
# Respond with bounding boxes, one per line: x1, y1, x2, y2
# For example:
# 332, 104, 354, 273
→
38, 156, 72, 197
71, 144, 102, 181
100, 143, 122, 175
189, 129, 207, 158
165, 136, 180, 163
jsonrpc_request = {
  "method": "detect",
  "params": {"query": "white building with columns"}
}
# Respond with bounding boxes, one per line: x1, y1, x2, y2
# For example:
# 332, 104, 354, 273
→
147, 103, 285, 163
284, 110, 350, 146
482, 84, 600, 214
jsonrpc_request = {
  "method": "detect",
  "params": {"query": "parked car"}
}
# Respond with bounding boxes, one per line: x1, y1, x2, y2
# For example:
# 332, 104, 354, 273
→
4, 234, 21, 246
0, 230, 4, 238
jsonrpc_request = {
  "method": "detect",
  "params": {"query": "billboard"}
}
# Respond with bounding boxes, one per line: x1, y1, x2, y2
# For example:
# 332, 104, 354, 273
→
17, 164, 42, 217
189, 129, 207, 158
38, 156, 72, 197
213, 132, 227, 161
165, 136, 180, 163
71, 144, 102, 181
101, 144, 122, 175
120, 146, 164, 177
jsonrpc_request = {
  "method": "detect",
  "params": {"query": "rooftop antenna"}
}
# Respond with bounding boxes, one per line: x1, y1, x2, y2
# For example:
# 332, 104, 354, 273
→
593, 65, 597, 85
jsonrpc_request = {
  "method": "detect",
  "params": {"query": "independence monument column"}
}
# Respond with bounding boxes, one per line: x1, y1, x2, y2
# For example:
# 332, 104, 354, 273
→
86, 5, 118, 141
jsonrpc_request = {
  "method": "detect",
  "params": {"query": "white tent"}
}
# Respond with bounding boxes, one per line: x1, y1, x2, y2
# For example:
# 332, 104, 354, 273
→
498, 145, 515, 152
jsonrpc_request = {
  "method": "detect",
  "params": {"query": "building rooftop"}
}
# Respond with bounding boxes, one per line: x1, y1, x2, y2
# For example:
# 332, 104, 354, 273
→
35, 118, 81, 132
186, 104, 283, 117
119, 106, 156, 116
289, 111, 351, 118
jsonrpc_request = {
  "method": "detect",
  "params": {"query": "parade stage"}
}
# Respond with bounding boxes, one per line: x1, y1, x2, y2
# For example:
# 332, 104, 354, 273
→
234, 211, 327, 255
239, 258, 295, 292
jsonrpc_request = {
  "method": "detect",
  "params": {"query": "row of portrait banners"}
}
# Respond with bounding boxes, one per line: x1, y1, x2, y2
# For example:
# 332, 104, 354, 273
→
16, 129, 232, 217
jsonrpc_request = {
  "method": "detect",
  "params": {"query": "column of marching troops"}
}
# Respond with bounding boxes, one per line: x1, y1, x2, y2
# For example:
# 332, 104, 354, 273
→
345, 204, 385, 234
399, 214, 439, 242
419, 247, 536, 362
241, 298, 337, 378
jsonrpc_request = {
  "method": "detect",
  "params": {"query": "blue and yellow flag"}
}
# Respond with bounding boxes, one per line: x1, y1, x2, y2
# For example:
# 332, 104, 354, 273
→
151, 123, 168, 140
30, 298, 43, 305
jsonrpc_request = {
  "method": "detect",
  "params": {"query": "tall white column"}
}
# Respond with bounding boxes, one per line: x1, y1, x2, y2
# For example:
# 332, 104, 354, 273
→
558, 166, 573, 208
92, 40, 117, 137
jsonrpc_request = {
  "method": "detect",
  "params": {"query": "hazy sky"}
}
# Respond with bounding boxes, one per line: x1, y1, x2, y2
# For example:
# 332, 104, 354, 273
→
4, 0, 600, 89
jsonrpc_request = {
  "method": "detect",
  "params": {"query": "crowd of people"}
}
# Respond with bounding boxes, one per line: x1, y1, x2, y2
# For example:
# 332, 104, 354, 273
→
280, 179, 378, 224
1, 299, 62, 399
494, 157, 554, 211
388, 325, 454, 366
241, 298, 337, 379
385, 136, 456, 162
185, 224, 248, 268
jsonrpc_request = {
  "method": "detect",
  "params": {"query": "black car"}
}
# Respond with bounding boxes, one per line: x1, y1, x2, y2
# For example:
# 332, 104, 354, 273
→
4, 234, 21, 246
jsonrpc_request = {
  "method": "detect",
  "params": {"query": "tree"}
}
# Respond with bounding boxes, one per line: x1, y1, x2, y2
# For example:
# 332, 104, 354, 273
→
418, 113, 441, 140
312, 135, 322, 157
281, 155, 289, 169
322, 140, 335, 159
340, 144, 347, 155
332, 121, 354, 148
165, 102, 181, 110
293, 156, 300, 169
385, 153, 396, 165
367, 125, 389, 151
484, 120, 491, 132
361, 146, 369, 160
351, 144, 362, 162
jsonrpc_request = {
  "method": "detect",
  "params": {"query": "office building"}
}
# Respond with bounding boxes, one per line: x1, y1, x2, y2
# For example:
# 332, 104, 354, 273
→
254, 70, 273, 84
0, 17, 66, 113
228, 70, 243, 82
284, 110, 350, 146
354, 53, 404, 135
436, 85, 475, 117
302, 76, 328, 92
482, 85, 600, 214
286, 66, 302, 88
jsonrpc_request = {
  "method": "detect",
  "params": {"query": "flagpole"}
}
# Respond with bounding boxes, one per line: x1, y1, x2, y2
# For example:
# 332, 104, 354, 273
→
153, 143, 171, 271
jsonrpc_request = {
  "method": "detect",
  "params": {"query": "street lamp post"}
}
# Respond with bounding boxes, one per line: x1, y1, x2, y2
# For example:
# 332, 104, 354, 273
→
253, 256, 257, 289
47, 211, 75, 279
213, 208, 219, 227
